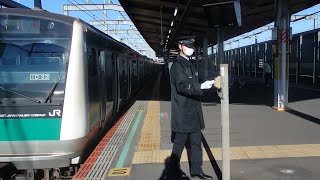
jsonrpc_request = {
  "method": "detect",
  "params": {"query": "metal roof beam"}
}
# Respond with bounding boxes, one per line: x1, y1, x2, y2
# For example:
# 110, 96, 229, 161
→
63, 4, 124, 11
128, 43, 148, 44
106, 30, 140, 34
120, 37, 144, 40
126, 7, 177, 19
126, 0, 186, 9
291, 14, 318, 21
90, 20, 134, 26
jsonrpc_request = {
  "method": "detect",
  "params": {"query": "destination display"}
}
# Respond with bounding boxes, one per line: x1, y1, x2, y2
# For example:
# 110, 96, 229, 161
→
0, 15, 41, 34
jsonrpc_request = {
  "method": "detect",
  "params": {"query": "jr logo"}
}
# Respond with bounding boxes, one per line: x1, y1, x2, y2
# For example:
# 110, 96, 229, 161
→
49, 110, 62, 117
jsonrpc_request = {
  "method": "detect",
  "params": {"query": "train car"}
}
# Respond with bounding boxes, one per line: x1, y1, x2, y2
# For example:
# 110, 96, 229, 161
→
219, 28, 320, 86
290, 29, 320, 85
0, 7, 155, 178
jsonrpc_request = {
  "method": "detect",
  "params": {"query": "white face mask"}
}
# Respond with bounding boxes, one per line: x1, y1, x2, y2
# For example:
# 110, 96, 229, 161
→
184, 46, 194, 56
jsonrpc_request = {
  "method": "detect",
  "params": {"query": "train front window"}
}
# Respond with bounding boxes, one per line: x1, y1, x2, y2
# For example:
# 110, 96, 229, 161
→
0, 14, 72, 102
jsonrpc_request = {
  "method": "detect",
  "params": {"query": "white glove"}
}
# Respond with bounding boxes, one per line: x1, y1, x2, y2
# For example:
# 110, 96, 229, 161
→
200, 80, 215, 89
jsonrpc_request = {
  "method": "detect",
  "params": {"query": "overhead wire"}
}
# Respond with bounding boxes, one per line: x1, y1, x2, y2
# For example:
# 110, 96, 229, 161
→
66, 0, 115, 31
105, 0, 149, 53
79, 0, 116, 31
112, 0, 156, 56
65, 0, 153, 57
292, 10, 320, 22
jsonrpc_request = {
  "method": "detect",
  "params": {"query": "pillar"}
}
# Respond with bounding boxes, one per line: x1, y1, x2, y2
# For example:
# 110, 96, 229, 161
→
274, 0, 290, 110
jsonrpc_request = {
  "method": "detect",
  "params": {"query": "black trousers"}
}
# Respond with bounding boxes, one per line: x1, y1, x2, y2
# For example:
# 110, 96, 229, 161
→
171, 131, 203, 174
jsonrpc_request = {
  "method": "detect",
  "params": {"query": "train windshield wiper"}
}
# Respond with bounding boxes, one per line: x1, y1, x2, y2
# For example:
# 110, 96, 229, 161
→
45, 80, 60, 103
0, 86, 41, 103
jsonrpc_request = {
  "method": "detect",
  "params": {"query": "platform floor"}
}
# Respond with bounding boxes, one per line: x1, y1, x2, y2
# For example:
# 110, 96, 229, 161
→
73, 72, 320, 180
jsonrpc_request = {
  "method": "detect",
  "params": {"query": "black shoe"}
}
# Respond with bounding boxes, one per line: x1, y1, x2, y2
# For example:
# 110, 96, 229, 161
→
179, 169, 187, 177
190, 173, 212, 179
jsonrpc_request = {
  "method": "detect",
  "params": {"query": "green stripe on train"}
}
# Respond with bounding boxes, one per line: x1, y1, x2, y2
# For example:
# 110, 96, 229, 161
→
0, 118, 62, 141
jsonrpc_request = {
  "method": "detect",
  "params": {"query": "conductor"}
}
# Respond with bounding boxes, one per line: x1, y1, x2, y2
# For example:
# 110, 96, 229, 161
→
169, 36, 214, 179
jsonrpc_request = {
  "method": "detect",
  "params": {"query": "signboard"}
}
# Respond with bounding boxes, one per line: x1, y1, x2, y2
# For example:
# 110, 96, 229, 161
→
259, 58, 264, 68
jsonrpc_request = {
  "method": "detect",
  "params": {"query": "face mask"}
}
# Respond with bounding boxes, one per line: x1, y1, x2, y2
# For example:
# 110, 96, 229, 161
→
184, 46, 194, 56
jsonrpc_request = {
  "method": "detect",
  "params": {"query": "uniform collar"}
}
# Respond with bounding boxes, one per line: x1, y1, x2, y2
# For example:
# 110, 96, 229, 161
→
177, 55, 192, 66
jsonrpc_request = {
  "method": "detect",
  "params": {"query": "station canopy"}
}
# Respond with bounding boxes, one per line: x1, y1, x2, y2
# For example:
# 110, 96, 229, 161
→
118, 0, 319, 55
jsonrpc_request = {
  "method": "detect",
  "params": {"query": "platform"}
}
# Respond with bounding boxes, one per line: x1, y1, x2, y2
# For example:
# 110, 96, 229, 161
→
73, 72, 320, 180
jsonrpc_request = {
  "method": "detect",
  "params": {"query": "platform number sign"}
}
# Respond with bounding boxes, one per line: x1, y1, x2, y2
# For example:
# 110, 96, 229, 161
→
108, 167, 131, 176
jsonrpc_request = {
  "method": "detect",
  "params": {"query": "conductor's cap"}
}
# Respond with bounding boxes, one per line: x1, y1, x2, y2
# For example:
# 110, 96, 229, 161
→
176, 36, 196, 48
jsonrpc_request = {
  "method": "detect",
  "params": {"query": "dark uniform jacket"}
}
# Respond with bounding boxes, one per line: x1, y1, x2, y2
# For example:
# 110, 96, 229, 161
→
170, 55, 205, 133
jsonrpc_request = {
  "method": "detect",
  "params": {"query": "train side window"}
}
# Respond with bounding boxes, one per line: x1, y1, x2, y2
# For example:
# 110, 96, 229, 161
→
88, 48, 97, 76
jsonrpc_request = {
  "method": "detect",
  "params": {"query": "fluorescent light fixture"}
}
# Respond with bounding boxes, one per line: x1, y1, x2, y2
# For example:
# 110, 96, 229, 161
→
171, 20, 174, 27
174, 7, 178, 16
169, 29, 171, 34
167, 35, 170, 38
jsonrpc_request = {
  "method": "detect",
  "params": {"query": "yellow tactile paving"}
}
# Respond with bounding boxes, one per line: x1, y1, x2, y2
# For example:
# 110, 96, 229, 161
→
132, 144, 320, 164
241, 146, 262, 152
132, 99, 320, 165
258, 145, 279, 152
137, 101, 161, 151
275, 145, 296, 150
230, 151, 249, 160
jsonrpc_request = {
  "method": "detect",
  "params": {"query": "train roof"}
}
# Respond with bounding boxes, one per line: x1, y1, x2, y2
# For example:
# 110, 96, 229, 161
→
0, 8, 75, 25
0, 8, 145, 59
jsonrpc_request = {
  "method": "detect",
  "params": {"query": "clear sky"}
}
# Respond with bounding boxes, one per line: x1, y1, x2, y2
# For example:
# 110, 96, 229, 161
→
13, 0, 320, 54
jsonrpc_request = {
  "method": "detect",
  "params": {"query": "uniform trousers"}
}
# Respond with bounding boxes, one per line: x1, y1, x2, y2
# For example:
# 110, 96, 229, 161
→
171, 131, 203, 174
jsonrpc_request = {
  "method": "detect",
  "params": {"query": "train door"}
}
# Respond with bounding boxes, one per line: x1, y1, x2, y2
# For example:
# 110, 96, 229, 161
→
118, 54, 123, 105
132, 59, 138, 93
128, 56, 132, 98
87, 47, 100, 130
118, 55, 128, 104
112, 53, 120, 115
136, 59, 140, 89
140, 57, 145, 87
104, 51, 114, 123
122, 56, 129, 101
98, 50, 106, 127
138, 59, 142, 88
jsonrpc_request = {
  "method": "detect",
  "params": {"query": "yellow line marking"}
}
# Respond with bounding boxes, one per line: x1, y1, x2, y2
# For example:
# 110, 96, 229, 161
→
108, 167, 131, 176
137, 101, 160, 151
272, 107, 291, 111
132, 144, 320, 164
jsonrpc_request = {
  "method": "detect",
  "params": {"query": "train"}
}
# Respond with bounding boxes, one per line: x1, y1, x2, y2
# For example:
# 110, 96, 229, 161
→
209, 28, 320, 86
0, 7, 159, 178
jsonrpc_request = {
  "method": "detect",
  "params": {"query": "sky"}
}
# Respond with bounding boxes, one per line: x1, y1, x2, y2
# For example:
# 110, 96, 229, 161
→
12, 0, 320, 55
